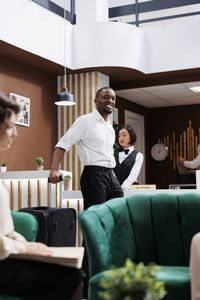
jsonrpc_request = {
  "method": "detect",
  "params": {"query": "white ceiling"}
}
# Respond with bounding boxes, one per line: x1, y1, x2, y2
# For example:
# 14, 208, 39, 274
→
115, 81, 200, 108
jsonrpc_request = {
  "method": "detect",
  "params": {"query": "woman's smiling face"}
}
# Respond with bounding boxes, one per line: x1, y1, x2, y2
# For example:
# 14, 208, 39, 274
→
0, 111, 17, 151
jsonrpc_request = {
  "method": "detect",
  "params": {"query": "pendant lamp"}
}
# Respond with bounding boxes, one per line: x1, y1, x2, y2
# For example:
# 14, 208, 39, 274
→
55, 3, 75, 106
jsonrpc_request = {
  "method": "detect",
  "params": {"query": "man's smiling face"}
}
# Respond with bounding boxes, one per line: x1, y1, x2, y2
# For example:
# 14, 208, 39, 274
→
95, 88, 116, 117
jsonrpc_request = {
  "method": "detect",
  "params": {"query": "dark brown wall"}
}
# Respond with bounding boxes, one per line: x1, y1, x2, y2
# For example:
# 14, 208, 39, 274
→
116, 96, 200, 188
0, 56, 58, 171
116, 96, 148, 124
147, 104, 200, 188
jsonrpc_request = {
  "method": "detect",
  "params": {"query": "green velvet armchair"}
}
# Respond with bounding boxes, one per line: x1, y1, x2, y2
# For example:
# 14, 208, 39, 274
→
0, 211, 38, 300
78, 192, 200, 300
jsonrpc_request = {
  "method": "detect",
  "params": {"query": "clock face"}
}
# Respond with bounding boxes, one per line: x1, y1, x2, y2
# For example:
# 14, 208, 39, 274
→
151, 143, 168, 161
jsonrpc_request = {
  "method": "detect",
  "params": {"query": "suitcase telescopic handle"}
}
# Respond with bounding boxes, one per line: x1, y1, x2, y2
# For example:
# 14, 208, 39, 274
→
48, 175, 63, 208
48, 175, 63, 183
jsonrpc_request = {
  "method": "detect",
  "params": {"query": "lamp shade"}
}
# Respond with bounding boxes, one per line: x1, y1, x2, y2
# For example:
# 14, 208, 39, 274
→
55, 88, 75, 106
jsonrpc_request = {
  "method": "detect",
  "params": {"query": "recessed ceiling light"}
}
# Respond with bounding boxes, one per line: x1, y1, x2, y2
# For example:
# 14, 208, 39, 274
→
189, 86, 200, 93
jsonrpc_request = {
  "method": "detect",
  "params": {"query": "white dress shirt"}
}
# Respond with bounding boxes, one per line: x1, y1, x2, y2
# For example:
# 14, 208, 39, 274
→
56, 109, 116, 168
184, 155, 200, 169
118, 146, 144, 190
0, 183, 26, 260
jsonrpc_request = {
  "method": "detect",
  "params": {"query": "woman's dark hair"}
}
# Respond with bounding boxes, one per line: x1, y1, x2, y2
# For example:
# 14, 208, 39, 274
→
0, 92, 20, 125
116, 124, 137, 147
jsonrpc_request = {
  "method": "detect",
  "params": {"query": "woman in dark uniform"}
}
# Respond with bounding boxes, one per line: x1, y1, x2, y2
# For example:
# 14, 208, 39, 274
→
114, 124, 143, 190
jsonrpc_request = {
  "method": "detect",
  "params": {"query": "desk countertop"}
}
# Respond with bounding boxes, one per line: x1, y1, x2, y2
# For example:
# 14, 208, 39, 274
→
0, 170, 72, 180
62, 189, 200, 199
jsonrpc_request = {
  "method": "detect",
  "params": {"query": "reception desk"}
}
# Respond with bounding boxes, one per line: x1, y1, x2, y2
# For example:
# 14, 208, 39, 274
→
62, 188, 200, 200
0, 170, 85, 246
0, 170, 72, 210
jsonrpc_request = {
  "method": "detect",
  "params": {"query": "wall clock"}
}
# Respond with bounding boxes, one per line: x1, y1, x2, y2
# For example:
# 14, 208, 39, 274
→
151, 143, 168, 161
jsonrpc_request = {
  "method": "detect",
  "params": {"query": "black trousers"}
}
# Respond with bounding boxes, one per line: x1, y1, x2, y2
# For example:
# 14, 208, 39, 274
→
0, 258, 84, 299
80, 165, 124, 209
80, 166, 124, 297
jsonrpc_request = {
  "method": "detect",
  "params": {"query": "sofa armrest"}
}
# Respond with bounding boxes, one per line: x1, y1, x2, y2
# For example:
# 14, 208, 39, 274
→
11, 211, 38, 242
79, 210, 111, 277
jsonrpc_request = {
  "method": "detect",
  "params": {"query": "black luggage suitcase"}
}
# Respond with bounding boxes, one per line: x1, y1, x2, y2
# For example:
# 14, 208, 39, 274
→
20, 206, 76, 246
19, 177, 76, 246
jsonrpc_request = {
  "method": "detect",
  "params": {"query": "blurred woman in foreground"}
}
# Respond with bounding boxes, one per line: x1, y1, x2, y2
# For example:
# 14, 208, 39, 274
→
0, 92, 83, 299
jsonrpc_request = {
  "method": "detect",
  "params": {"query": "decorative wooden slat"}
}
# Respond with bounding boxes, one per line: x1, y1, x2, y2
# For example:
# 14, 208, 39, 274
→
18, 180, 22, 210
187, 127, 190, 160
199, 128, 200, 145
95, 71, 98, 95
166, 135, 169, 149
56, 183, 58, 208
183, 131, 186, 159
37, 180, 41, 207
77, 73, 81, 190
10, 181, 14, 211
83, 73, 87, 115
195, 136, 198, 157
77, 200, 81, 247
180, 134, 182, 157
67, 200, 70, 208
61, 106, 65, 170
66, 76, 70, 173
192, 129, 194, 159
172, 132, 176, 170
72, 75, 76, 190
176, 142, 179, 166
189, 120, 192, 160
28, 180, 31, 207
89, 72, 93, 113
47, 180, 49, 207
170, 142, 173, 160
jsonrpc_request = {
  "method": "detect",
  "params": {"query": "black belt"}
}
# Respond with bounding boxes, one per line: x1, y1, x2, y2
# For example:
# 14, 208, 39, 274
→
84, 165, 112, 172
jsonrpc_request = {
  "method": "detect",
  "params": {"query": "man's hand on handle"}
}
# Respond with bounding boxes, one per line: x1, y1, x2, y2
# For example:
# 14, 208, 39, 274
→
49, 169, 63, 184
49, 148, 65, 183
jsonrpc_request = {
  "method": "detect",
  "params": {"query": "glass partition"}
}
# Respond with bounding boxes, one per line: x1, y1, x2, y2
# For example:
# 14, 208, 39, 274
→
31, 0, 76, 24
109, 0, 200, 27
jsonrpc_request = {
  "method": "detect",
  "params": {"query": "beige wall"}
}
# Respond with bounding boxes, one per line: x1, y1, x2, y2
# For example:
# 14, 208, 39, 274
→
0, 56, 58, 171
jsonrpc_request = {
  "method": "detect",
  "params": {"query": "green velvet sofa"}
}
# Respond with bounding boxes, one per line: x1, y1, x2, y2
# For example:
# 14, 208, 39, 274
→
0, 211, 38, 300
78, 192, 200, 300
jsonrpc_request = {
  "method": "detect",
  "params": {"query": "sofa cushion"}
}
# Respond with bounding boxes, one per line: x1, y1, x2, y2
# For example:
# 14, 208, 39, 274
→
79, 197, 137, 276
156, 266, 190, 300
178, 193, 200, 265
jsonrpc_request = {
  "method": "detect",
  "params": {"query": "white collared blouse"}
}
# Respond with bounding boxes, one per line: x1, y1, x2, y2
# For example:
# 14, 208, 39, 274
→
0, 183, 26, 259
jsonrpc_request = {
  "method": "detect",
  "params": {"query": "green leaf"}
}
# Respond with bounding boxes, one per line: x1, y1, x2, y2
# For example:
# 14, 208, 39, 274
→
98, 259, 167, 300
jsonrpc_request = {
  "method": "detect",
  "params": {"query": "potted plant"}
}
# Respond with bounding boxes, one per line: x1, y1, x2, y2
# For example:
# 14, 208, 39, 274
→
1, 162, 7, 172
99, 259, 167, 300
63, 175, 72, 191
35, 157, 44, 171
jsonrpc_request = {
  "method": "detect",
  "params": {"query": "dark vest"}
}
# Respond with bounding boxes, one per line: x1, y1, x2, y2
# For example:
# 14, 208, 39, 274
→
114, 149, 138, 185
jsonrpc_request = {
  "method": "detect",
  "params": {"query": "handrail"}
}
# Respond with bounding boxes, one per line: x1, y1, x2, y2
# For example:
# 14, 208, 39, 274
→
31, 0, 76, 24
109, 0, 200, 27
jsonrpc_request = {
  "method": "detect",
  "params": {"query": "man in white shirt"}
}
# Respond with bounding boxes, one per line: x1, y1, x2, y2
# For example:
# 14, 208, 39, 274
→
178, 145, 200, 175
49, 87, 123, 209
49, 87, 124, 298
